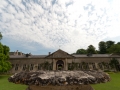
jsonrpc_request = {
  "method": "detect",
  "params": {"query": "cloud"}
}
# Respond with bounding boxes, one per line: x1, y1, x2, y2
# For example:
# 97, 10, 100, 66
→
0, 0, 120, 54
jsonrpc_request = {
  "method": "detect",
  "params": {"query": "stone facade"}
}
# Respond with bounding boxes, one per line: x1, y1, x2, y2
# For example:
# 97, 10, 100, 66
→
9, 49, 120, 73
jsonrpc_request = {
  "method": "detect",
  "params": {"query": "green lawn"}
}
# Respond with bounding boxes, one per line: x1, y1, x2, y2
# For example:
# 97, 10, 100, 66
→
91, 72, 120, 90
0, 75, 27, 90
0, 73, 120, 90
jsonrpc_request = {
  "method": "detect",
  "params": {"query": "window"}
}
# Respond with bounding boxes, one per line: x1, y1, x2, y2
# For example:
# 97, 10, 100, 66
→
15, 64, 18, 70
22, 64, 27, 71
79, 63, 82, 69
30, 64, 34, 70
92, 63, 96, 69
38, 64, 41, 70
86, 63, 89, 70
104, 63, 109, 69
49, 64, 52, 70
98, 63, 103, 69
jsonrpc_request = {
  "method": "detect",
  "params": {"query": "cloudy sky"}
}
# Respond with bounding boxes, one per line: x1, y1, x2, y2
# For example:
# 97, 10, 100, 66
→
0, 0, 120, 55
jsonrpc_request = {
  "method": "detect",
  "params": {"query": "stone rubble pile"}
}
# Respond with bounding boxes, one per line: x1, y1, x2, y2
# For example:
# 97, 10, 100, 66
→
8, 70, 110, 86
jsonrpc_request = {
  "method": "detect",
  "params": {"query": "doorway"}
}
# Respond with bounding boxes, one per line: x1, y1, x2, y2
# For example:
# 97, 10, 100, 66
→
56, 60, 64, 70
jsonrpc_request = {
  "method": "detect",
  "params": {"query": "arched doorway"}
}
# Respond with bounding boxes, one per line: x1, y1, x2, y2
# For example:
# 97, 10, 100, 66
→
56, 60, 64, 70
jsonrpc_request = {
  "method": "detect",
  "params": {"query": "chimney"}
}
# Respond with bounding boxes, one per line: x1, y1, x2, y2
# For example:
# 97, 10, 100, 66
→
16, 50, 18, 55
49, 52, 51, 55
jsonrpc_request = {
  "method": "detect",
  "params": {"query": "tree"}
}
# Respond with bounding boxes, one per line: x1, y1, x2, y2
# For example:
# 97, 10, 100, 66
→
87, 45, 96, 54
76, 49, 87, 54
106, 41, 115, 53
106, 40, 115, 49
117, 42, 120, 45
98, 41, 107, 54
108, 44, 120, 54
0, 32, 2, 41
0, 33, 11, 73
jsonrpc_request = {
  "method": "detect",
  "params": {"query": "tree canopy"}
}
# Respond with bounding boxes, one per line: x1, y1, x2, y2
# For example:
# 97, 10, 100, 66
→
0, 32, 2, 41
76, 49, 87, 54
106, 40, 115, 49
76, 40, 120, 54
87, 45, 96, 54
98, 41, 107, 54
0, 33, 11, 73
108, 44, 120, 54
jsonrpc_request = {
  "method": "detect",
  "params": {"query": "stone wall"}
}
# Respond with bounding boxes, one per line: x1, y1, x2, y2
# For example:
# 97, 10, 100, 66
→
9, 56, 118, 73
9, 58, 52, 73
28, 85, 94, 90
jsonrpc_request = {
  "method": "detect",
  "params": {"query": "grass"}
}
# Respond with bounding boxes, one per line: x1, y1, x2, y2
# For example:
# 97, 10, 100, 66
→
0, 75, 27, 90
91, 72, 120, 90
0, 72, 120, 90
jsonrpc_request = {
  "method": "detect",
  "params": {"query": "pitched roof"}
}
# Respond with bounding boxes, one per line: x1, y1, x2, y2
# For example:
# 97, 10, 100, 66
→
45, 49, 75, 59
73, 54, 110, 57
10, 55, 47, 59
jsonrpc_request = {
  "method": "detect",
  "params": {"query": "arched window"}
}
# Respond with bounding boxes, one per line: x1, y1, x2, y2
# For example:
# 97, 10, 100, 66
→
15, 64, 19, 71
30, 64, 34, 70
38, 64, 41, 70
22, 64, 27, 71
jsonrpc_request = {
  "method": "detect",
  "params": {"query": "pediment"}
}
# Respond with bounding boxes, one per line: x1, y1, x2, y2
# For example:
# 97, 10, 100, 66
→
45, 49, 75, 59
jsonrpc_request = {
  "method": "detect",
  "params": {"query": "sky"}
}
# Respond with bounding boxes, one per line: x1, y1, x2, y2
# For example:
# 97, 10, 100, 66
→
0, 0, 120, 55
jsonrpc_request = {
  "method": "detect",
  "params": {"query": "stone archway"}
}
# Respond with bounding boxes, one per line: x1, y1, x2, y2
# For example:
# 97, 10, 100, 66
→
56, 60, 64, 70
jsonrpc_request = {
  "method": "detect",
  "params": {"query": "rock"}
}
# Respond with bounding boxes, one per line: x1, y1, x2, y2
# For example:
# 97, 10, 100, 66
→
8, 70, 110, 86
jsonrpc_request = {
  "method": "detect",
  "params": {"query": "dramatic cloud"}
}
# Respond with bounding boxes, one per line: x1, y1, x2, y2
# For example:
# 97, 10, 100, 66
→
0, 0, 120, 54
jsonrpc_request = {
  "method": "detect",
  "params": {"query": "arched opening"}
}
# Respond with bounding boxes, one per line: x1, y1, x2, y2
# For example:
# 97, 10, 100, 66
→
56, 60, 64, 70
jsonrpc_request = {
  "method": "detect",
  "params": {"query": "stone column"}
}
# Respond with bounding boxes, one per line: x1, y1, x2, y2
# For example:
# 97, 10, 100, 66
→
34, 64, 38, 71
65, 58, 68, 70
95, 63, 98, 70
53, 59, 56, 70
89, 64, 93, 70
118, 59, 120, 64
62, 60, 65, 70
18, 64, 22, 72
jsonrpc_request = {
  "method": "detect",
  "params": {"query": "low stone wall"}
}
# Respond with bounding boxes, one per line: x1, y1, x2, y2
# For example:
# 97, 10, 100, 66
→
27, 85, 94, 90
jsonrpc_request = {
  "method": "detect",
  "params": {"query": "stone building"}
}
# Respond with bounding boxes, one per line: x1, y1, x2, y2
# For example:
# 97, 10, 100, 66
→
9, 49, 120, 73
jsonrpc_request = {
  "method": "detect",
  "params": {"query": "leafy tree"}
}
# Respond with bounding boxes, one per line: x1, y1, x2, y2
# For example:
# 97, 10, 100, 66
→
0, 33, 12, 73
117, 42, 120, 45
106, 40, 115, 49
106, 40, 115, 53
108, 44, 120, 54
98, 41, 107, 54
0, 32, 2, 41
76, 49, 87, 54
95, 50, 99, 54
87, 45, 96, 54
